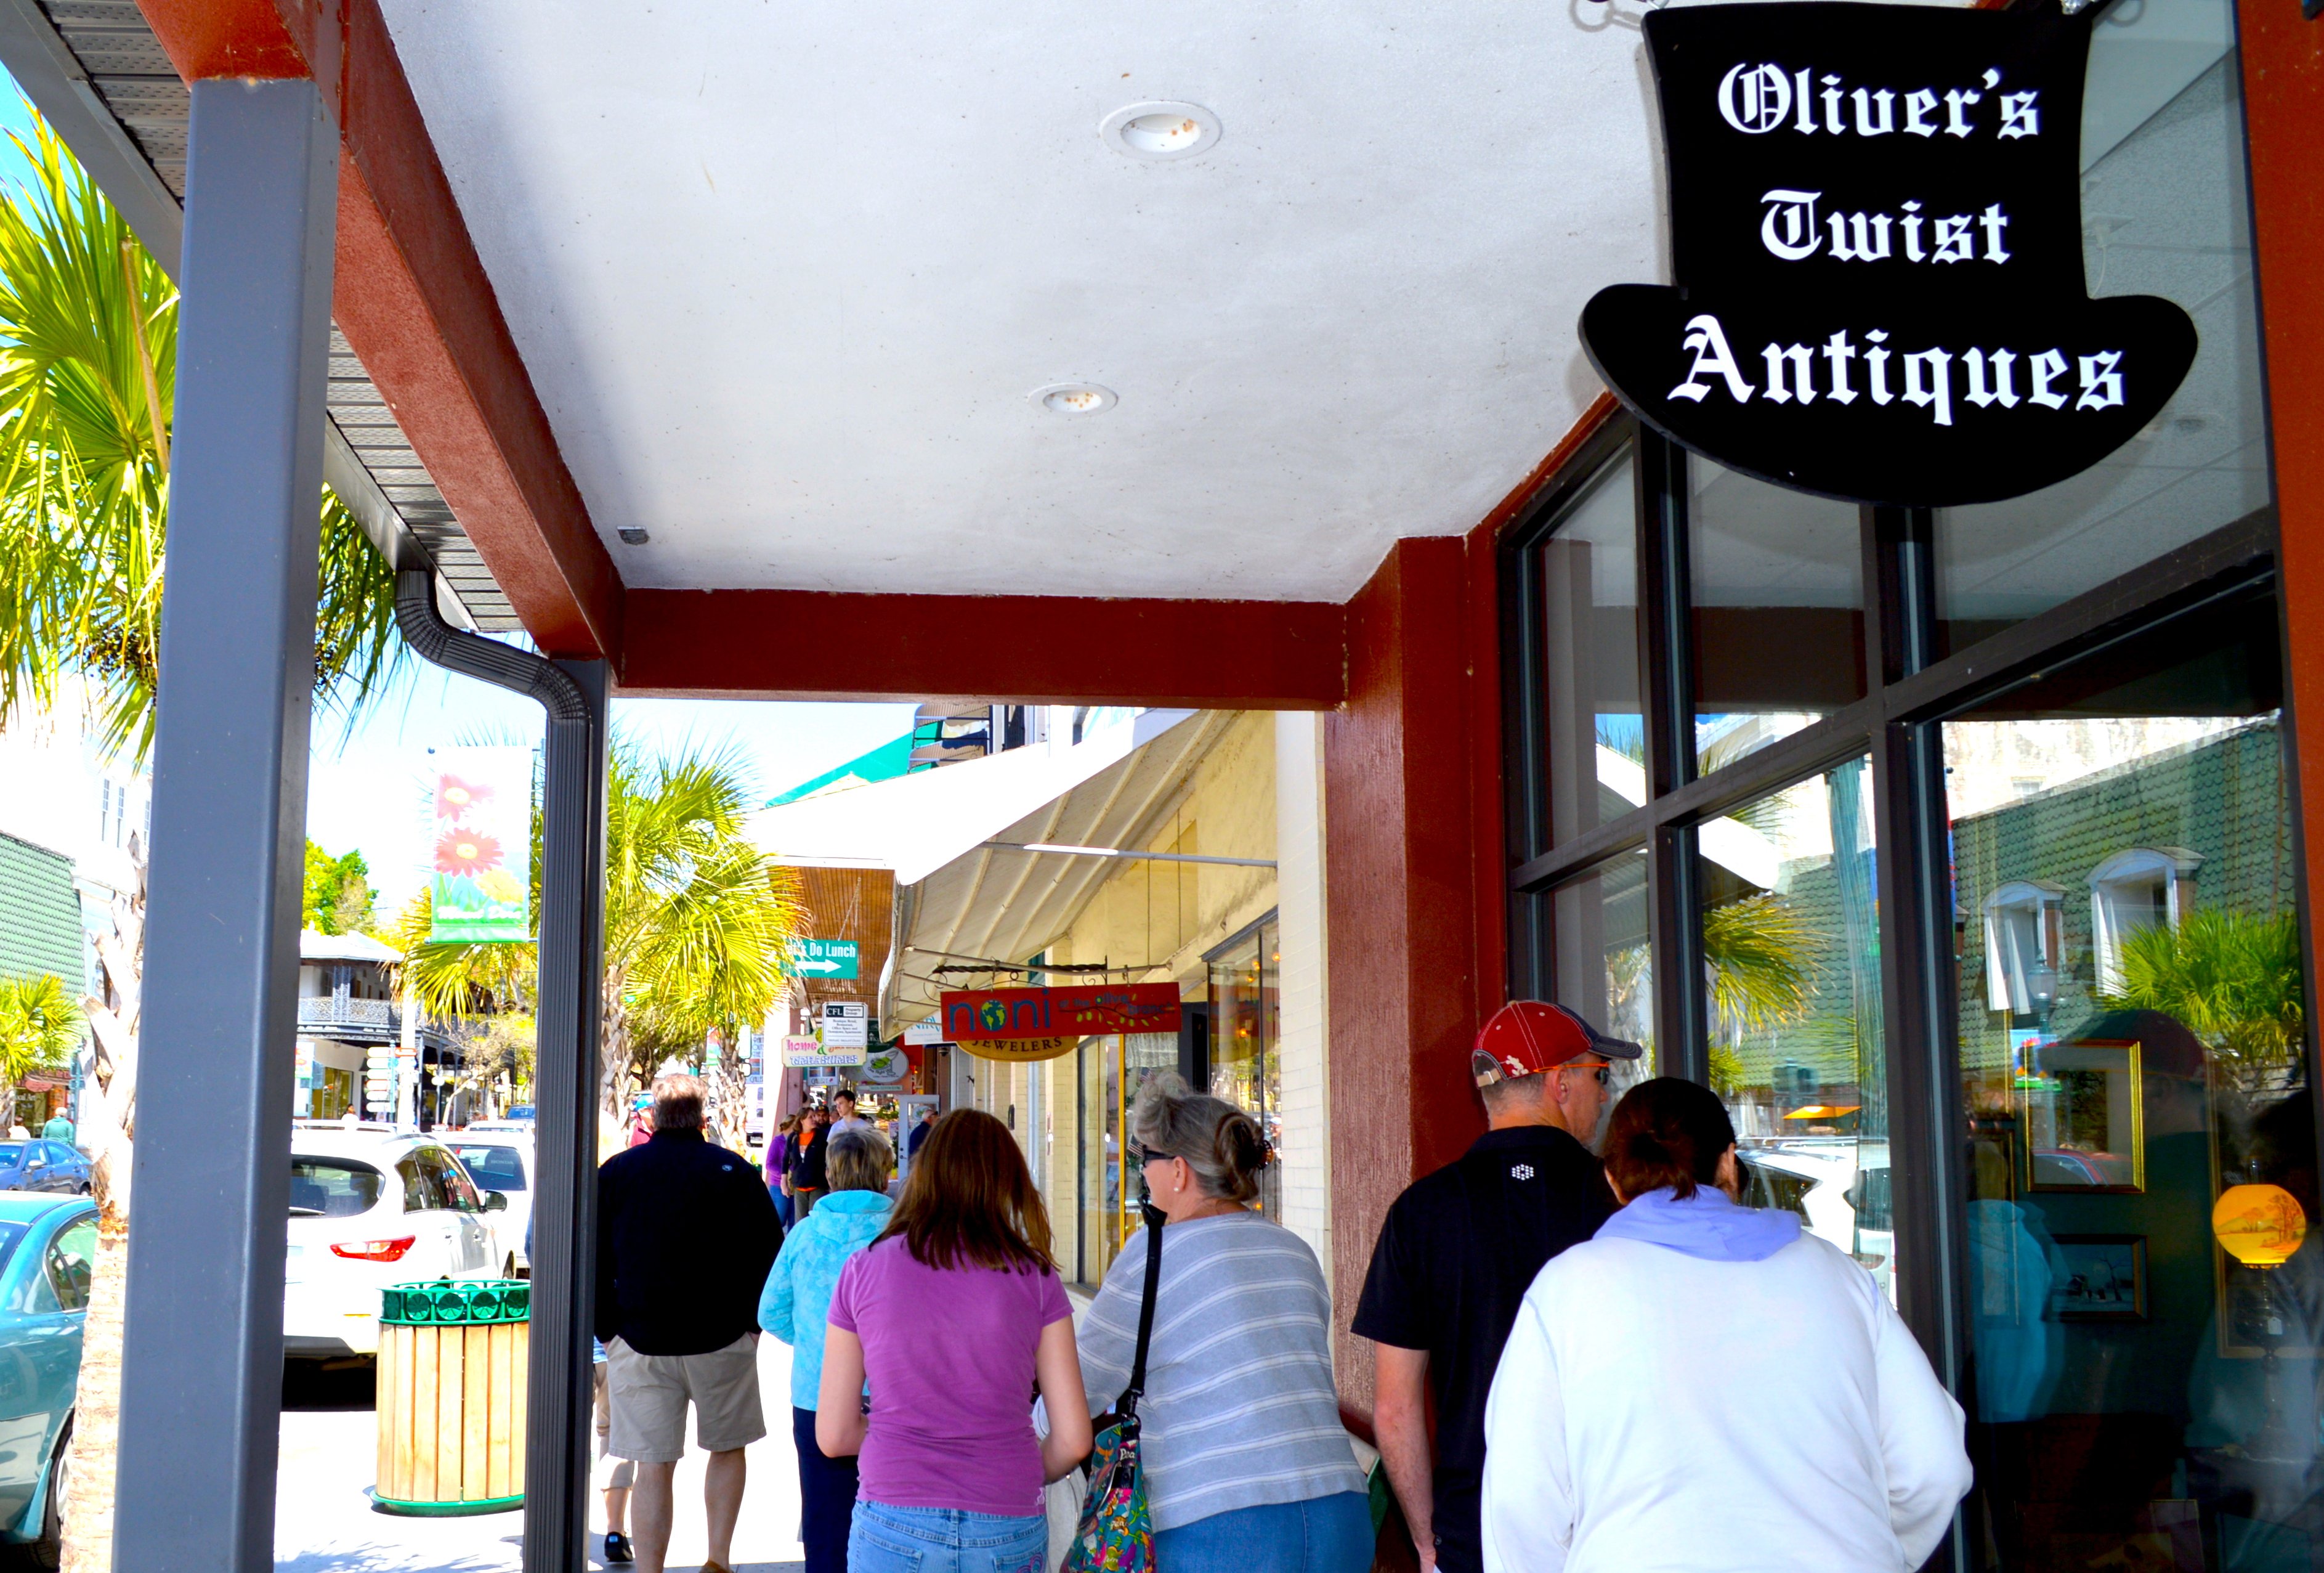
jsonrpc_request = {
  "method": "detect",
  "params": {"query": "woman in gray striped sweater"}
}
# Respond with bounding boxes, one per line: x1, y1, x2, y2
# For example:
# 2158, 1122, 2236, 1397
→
1079, 1075, 1371, 1573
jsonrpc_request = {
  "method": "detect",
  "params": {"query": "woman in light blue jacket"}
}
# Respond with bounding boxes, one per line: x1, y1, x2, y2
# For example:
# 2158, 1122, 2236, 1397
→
760, 1124, 894, 1573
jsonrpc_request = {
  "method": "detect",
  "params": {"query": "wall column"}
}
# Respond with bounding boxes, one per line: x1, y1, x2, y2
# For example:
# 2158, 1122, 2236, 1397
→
1324, 537, 1502, 1420
113, 75, 339, 1573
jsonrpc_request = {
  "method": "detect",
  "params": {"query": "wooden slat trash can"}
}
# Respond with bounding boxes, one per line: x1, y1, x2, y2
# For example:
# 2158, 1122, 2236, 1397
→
372, 1280, 529, 1516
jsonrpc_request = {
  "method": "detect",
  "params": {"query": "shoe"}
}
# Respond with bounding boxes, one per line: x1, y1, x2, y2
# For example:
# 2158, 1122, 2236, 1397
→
601, 1530, 633, 1564
700, 1563, 734, 1573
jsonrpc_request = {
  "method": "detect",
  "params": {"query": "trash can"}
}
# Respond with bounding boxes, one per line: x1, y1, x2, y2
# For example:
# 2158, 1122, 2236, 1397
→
372, 1280, 529, 1516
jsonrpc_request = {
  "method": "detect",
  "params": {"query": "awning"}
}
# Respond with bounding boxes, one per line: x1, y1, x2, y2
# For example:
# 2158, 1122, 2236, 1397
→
883, 712, 1239, 1026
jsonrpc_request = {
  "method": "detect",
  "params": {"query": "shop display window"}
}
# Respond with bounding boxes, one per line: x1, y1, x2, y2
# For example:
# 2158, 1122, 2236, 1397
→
1208, 917, 1282, 1222
1547, 855, 1654, 1083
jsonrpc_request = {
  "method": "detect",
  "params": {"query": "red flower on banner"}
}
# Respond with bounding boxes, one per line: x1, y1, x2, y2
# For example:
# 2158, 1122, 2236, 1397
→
435, 774, 493, 821
434, 830, 504, 875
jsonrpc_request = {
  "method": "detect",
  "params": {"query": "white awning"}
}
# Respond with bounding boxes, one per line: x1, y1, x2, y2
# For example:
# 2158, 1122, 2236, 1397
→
883, 711, 1238, 1025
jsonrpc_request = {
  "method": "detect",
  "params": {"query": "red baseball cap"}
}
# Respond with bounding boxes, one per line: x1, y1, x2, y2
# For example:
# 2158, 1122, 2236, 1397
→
1471, 1000, 1643, 1088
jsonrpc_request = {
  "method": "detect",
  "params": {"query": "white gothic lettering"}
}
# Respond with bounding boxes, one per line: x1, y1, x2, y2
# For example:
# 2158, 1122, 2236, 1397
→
1757, 191, 2012, 265
1717, 62, 2038, 141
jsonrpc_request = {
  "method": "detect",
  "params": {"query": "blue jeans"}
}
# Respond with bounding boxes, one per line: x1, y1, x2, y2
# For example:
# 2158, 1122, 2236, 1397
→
771, 1182, 795, 1228
1153, 1492, 1374, 1573
848, 1499, 1048, 1573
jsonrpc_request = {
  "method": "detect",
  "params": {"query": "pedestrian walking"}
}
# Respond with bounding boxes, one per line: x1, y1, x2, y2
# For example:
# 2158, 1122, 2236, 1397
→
906, 1108, 934, 1162
595, 1073, 785, 1573
628, 1093, 655, 1148
1481, 1078, 1972, 1572
593, 1339, 638, 1564
767, 1114, 801, 1227
816, 1108, 1092, 1573
789, 1106, 830, 1219
760, 1125, 896, 1573
1353, 999, 1637, 1573
829, 1087, 872, 1135
1079, 1076, 1368, 1573
39, 1112, 71, 1144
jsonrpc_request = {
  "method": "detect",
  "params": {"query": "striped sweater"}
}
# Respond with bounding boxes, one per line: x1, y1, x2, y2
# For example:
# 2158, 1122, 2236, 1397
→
1077, 1212, 1365, 1531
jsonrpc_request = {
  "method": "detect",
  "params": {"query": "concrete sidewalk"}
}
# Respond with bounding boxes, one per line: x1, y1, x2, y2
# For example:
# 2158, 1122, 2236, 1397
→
274, 1336, 809, 1572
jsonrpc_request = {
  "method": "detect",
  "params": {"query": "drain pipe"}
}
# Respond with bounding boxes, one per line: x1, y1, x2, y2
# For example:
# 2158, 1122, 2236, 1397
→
395, 564, 605, 1573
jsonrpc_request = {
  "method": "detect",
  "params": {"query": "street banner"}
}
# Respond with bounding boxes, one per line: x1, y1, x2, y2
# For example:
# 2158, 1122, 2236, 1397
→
939, 983, 1181, 1062
784, 1034, 864, 1068
427, 747, 532, 943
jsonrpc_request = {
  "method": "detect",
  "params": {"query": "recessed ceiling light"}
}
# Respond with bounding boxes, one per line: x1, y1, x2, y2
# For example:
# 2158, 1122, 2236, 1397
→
617, 527, 649, 545
1030, 383, 1117, 415
1099, 101, 1220, 161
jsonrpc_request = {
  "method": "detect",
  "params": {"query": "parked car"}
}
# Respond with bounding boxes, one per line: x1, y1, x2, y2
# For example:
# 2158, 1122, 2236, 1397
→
444, 1132, 533, 1277
1736, 1140, 1893, 1299
0, 1144, 89, 1197
283, 1132, 507, 1362
0, 1194, 99, 1569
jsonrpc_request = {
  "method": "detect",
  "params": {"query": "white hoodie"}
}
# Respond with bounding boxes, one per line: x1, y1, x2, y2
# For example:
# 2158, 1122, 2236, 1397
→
1481, 1208, 1972, 1573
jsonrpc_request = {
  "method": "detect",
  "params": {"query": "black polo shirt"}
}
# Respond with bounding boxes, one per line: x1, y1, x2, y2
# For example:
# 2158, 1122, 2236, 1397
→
1352, 1124, 1613, 1573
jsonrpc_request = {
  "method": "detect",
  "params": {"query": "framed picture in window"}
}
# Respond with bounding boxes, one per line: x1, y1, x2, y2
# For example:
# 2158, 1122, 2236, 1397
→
2023, 1039, 2144, 1193
2051, 1235, 2148, 1321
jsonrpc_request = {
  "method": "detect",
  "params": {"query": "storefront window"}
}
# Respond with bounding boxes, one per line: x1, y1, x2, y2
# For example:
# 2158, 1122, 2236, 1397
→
1946, 580, 2303, 1567
1075, 1030, 1178, 1285
1548, 854, 1653, 1079
1531, 457, 1645, 846
1690, 460, 1864, 773
1935, 0, 2269, 655
1209, 917, 1282, 1221
1698, 757, 1893, 1303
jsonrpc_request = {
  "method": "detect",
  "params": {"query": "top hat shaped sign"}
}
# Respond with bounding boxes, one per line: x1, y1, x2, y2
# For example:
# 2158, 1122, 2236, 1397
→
1580, 2, 2196, 508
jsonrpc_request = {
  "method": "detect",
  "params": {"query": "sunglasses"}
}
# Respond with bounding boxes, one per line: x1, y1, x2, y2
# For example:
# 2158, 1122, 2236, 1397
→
1130, 1144, 1175, 1168
1560, 1063, 1612, 1087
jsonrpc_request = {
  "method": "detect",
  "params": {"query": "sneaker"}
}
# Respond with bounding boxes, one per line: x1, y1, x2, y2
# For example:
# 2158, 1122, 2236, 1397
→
601, 1530, 633, 1564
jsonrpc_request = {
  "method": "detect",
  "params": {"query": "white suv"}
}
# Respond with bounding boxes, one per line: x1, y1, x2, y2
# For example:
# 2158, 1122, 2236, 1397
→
283, 1132, 506, 1360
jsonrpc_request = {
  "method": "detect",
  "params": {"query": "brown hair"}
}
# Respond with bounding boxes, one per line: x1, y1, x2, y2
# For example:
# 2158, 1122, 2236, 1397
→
875, 1108, 1055, 1274
1604, 1078, 1735, 1201
652, 1073, 707, 1132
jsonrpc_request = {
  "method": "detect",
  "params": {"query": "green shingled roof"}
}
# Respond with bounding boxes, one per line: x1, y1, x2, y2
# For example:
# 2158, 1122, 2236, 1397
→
0, 832, 81, 987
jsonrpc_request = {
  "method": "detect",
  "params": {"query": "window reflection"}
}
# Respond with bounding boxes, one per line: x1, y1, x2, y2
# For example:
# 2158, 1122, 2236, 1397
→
1937, 0, 2269, 654
1550, 856, 1654, 1084
1696, 757, 1893, 1303
1946, 582, 2309, 1567
1536, 459, 1645, 843
1209, 919, 1282, 1221
1690, 459, 1866, 772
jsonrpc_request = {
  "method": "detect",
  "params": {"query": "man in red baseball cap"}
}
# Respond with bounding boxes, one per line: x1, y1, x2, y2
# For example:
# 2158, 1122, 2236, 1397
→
1353, 1001, 1642, 1573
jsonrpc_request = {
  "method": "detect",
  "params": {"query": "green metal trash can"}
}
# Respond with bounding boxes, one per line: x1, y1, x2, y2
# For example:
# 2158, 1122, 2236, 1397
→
372, 1280, 530, 1516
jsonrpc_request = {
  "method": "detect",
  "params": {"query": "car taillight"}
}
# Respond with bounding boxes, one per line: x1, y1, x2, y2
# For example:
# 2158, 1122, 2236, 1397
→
330, 1236, 416, 1262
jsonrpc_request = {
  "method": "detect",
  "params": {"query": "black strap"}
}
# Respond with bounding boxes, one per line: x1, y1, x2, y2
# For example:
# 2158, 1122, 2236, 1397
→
1117, 1202, 1165, 1420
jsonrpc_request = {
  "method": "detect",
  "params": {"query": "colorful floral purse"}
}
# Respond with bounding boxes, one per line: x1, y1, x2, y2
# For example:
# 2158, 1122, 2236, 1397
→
1064, 1204, 1165, 1573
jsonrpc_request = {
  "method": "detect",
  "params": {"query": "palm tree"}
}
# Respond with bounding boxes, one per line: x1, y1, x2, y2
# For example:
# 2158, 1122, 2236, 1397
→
1703, 891, 1818, 1038
393, 738, 806, 1147
0, 973, 81, 1116
2105, 906, 2304, 1095
0, 117, 403, 1573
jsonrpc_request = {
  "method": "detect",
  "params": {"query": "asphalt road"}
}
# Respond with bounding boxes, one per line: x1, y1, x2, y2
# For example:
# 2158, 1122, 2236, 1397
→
274, 1337, 808, 1573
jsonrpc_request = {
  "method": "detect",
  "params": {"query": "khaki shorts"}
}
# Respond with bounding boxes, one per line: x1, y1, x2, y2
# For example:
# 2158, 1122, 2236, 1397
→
604, 1334, 766, 1463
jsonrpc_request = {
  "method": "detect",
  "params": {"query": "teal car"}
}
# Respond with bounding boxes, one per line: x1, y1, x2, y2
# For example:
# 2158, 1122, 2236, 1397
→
0, 1195, 97, 1568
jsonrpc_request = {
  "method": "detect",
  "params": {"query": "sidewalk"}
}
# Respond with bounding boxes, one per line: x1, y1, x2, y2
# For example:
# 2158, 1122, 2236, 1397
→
275, 1337, 808, 1572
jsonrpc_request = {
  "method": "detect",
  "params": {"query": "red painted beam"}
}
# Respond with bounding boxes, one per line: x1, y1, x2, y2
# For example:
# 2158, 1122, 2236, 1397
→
615, 589, 1347, 707
134, 0, 624, 661
2241, 0, 2324, 1006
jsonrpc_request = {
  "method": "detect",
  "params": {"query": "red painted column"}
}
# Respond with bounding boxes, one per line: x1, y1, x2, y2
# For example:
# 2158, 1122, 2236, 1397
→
2240, 4, 2324, 986
1326, 536, 1502, 1421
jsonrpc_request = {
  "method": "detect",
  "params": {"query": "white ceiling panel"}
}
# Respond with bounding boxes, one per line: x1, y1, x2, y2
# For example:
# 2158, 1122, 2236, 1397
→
376, 0, 1662, 601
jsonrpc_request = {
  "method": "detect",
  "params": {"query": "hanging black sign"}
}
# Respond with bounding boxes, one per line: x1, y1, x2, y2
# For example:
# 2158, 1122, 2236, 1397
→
1579, 3, 2195, 508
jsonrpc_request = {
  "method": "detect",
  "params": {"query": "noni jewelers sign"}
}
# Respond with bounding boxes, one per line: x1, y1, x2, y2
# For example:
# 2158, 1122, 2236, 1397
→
1579, 4, 2195, 507
427, 747, 532, 943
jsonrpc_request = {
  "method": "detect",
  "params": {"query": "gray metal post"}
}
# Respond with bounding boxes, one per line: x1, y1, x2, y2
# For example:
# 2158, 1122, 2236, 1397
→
392, 567, 606, 1570
113, 78, 338, 1573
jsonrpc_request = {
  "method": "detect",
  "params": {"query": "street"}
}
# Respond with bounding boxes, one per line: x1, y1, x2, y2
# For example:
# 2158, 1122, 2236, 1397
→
275, 1337, 808, 1572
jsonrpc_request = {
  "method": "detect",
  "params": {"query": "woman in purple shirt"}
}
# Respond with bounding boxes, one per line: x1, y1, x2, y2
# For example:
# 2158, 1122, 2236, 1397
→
820, 1108, 1092, 1573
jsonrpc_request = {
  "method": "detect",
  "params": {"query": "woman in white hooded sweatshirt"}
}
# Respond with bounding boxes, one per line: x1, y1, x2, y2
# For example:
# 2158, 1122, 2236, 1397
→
1481, 1078, 1972, 1573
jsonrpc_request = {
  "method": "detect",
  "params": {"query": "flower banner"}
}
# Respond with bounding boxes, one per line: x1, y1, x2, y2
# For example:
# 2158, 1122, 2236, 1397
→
427, 747, 532, 943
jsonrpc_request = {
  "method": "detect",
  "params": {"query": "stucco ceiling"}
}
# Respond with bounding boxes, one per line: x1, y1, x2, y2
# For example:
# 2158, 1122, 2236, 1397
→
375, 0, 1664, 602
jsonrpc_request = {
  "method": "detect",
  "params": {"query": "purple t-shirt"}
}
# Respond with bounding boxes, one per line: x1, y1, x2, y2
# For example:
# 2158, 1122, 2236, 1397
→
826, 1234, 1072, 1517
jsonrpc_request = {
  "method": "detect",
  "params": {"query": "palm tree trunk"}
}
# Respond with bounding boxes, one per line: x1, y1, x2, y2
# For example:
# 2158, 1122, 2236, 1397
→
59, 1220, 123, 1573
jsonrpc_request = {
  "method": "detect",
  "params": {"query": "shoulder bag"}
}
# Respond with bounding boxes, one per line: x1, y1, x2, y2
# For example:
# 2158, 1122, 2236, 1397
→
1064, 1203, 1165, 1573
